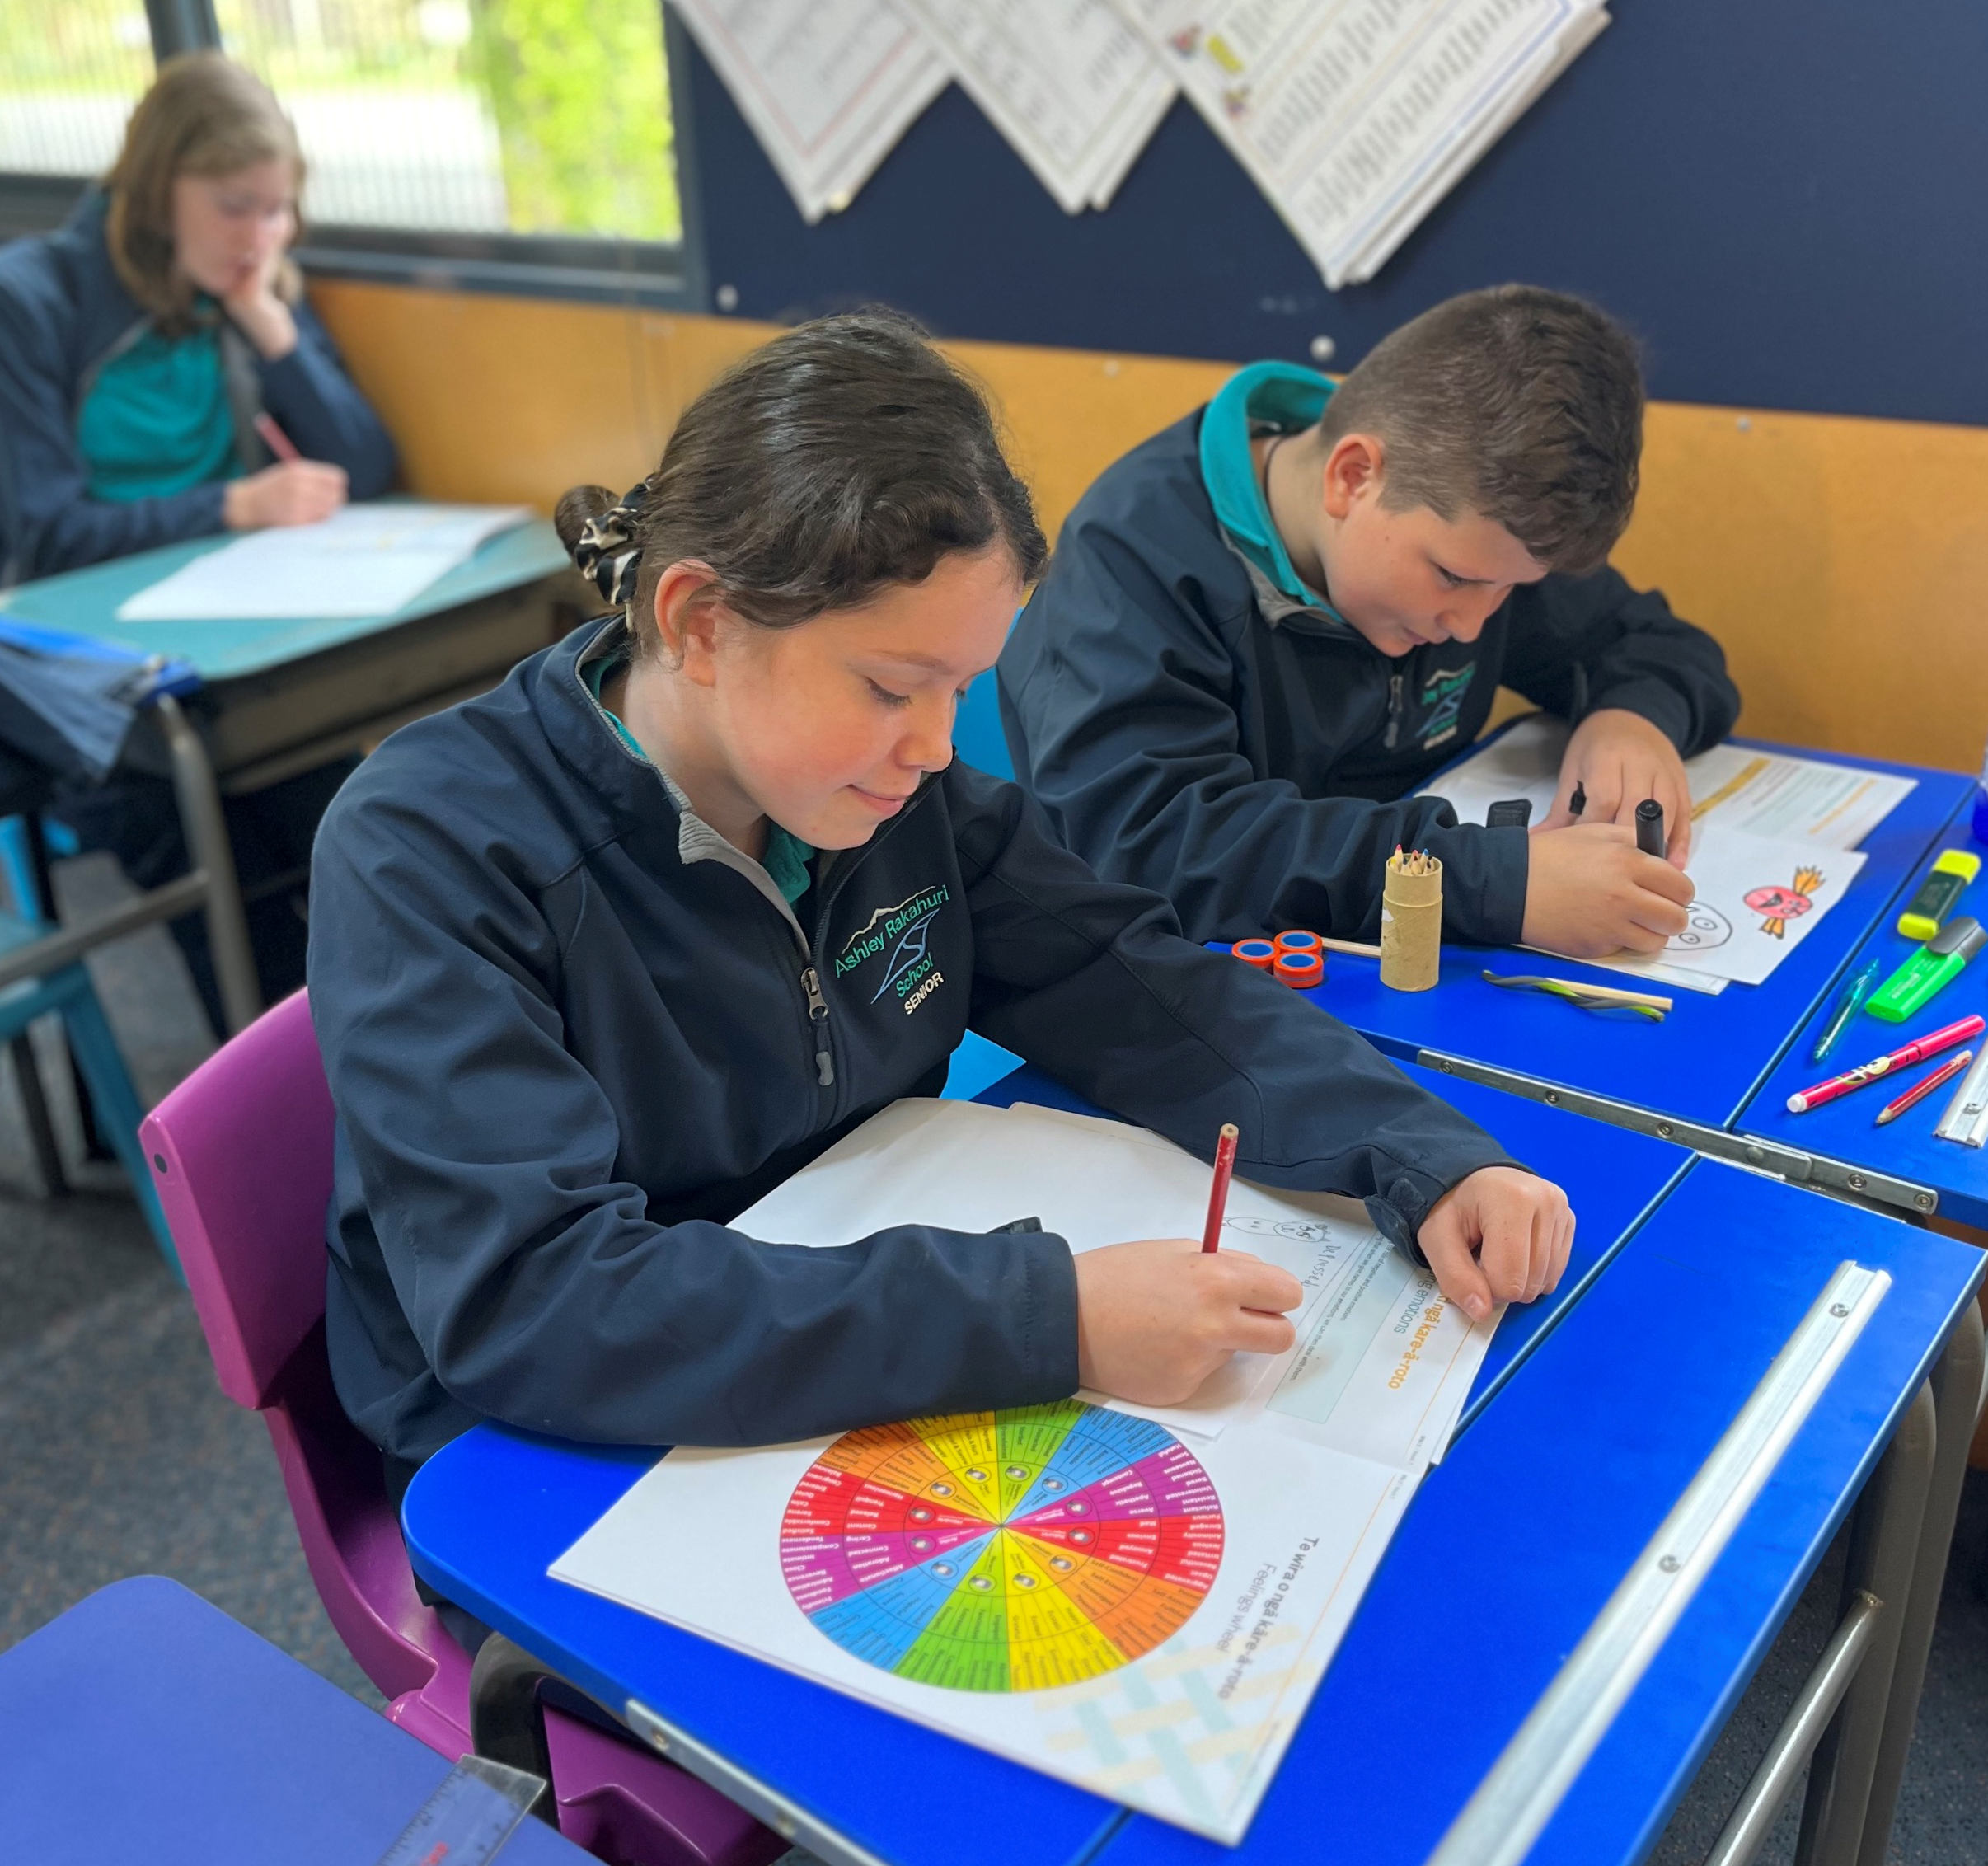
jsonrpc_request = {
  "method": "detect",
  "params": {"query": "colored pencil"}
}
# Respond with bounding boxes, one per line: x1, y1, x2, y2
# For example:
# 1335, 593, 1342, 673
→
1201, 1123, 1239, 1254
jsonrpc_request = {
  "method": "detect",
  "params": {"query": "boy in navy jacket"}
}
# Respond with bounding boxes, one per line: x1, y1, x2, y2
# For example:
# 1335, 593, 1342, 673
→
999, 287, 1739, 960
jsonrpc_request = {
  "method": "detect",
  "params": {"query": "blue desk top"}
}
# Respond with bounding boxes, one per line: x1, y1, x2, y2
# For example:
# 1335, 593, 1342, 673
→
982, 1059, 1690, 1431
1283, 743, 1971, 1133
1739, 796, 1988, 1227
1092, 1162, 1984, 1866
0, 1574, 587, 1864
0, 514, 568, 683
402, 1072, 1686, 1866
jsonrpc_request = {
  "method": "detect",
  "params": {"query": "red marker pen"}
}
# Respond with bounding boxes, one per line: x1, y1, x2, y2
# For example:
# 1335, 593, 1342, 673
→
1785, 1014, 1986, 1114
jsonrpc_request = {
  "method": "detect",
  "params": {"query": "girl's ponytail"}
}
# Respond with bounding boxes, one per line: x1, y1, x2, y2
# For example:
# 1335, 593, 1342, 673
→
556, 481, 649, 611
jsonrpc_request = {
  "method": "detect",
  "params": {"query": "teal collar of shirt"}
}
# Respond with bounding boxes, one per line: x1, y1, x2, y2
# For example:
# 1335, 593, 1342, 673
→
577, 627, 816, 907
1198, 360, 1354, 629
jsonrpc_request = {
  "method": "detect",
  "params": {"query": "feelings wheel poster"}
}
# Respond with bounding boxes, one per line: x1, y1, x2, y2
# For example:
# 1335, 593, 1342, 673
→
781, 1400, 1224, 1692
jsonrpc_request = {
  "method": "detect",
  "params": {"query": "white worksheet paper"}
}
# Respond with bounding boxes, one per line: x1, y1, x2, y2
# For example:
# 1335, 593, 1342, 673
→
1115, 0, 1610, 288
1421, 714, 1915, 852
903, 0, 1175, 211
115, 503, 531, 621
734, 1098, 1484, 1459
553, 1103, 1495, 1839
668, 0, 949, 220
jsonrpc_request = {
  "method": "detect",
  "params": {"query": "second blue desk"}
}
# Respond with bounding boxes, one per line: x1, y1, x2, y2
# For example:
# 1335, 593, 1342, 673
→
402, 1067, 1686, 1866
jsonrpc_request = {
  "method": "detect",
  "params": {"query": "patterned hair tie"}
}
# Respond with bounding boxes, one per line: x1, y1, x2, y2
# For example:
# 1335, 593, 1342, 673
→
570, 478, 651, 607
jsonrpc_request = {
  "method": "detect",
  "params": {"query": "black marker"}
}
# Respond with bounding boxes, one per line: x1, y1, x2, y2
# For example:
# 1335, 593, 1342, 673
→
1635, 798, 1667, 860
1486, 799, 1533, 829
990, 1216, 1042, 1235
1568, 781, 1587, 818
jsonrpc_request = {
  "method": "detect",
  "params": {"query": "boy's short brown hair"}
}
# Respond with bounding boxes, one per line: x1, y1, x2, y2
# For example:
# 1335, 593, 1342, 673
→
1315, 285, 1643, 575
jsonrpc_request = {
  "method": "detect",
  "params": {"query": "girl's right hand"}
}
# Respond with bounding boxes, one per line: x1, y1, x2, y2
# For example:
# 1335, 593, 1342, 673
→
223, 458, 348, 531
1072, 1237, 1303, 1407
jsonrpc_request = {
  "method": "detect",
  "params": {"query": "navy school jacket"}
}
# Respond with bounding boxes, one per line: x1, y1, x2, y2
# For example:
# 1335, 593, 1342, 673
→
308, 617, 1519, 1464
0, 190, 395, 582
998, 401, 1741, 947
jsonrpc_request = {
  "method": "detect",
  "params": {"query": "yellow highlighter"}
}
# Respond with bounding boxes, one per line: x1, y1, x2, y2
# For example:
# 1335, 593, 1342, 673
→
1897, 849, 1981, 943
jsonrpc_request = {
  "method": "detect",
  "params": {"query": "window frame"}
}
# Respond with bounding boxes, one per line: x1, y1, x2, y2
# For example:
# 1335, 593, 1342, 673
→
0, 2, 709, 312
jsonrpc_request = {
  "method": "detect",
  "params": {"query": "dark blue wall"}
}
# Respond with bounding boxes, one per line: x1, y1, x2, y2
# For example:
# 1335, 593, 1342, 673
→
682, 0, 1988, 428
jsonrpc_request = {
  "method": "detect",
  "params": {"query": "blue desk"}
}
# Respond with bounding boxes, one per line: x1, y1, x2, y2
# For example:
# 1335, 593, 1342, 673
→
1276, 744, 1972, 1217
1739, 801, 1988, 1228
400, 1072, 1690, 1866
1090, 1163, 1983, 1866
0, 1574, 588, 1864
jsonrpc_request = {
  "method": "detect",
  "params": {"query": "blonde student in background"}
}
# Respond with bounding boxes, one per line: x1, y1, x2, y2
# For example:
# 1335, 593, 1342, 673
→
307, 315, 1573, 1634
1000, 286, 1741, 963
0, 50, 392, 583
0, 52, 394, 1034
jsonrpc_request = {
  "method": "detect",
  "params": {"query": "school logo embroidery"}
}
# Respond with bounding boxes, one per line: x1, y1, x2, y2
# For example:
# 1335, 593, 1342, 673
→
834, 885, 952, 1014
1416, 664, 1477, 749
1746, 865, 1825, 940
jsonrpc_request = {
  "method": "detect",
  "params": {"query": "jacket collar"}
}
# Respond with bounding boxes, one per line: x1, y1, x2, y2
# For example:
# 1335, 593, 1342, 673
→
1198, 360, 1358, 637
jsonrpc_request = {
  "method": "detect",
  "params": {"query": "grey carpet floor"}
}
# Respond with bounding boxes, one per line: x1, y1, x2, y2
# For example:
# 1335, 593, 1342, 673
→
1, 853, 1982, 1860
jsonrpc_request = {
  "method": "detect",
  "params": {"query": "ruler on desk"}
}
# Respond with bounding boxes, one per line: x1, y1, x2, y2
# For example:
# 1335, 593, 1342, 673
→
373, 1756, 547, 1866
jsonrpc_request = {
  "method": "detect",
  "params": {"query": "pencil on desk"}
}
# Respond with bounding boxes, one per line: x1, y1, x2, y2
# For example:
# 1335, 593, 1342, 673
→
1201, 1123, 1239, 1254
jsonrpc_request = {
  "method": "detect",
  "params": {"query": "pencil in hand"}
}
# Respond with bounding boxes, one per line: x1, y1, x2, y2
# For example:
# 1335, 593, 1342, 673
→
1201, 1123, 1239, 1254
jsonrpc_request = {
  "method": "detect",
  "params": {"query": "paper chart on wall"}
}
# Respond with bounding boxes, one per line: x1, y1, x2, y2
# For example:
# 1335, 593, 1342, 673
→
552, 1100, 1497, 1840
734, 1098, 1488, 1464
1114, 0, 1611, 288
901, 0, 1176, 211
668, 0, 949, 222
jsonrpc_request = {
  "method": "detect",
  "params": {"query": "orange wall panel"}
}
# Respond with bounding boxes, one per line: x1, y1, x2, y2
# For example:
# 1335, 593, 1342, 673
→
311, 279, 1988, 775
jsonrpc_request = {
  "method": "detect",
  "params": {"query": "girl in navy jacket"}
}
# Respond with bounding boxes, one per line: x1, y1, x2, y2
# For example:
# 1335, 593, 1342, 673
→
307, 312, 1573, 1471
0, 53, 392, 583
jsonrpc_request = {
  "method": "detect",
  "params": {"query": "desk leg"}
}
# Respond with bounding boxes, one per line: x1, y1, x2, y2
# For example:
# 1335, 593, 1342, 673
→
154, 696, 260, 1035
1793, 1381, 1936, 1866
1852, 1305, 1986, 1865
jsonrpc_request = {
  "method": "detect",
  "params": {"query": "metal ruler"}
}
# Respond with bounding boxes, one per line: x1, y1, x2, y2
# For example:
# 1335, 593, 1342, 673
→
1933, 1045, 1988, 1146
1423, 1259, 1891, 1866
373, 1756, 547, 1866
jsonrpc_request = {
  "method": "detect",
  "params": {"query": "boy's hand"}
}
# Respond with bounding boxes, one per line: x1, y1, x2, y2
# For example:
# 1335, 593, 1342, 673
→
1417, 1166, 1574, 1324
1540, 707, 1695, 866
1073, 1239, 1303, 1407
1521, 822, 1693, 959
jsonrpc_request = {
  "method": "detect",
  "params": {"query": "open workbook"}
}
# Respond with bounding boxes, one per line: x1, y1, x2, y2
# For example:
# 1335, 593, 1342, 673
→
550, 1099, 1497, 1841
1420, 715, 1913, 992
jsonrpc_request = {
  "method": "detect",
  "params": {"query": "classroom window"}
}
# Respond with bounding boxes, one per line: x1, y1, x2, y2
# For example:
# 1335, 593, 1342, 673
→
213, 0, 682, 243
0, 1, 154, 176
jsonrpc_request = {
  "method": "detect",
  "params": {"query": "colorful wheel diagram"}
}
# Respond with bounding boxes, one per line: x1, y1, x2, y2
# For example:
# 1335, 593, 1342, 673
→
780, 1399, 1224, 1693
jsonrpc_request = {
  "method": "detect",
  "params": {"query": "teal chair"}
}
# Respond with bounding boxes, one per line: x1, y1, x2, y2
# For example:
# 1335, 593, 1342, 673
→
944, 672, 1023, 1098
0, 871, 179, 1276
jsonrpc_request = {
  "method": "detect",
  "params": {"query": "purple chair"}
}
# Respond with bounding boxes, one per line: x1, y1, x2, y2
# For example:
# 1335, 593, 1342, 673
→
139, 989, 784, 1866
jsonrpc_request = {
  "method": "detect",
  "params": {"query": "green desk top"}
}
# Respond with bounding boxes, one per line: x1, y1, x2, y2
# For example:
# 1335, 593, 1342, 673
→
0, 516, 570, 683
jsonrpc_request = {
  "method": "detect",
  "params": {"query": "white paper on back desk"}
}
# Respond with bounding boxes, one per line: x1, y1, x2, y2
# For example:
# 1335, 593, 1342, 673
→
550, 1098, 1496, 1840
115, 503, 531, 621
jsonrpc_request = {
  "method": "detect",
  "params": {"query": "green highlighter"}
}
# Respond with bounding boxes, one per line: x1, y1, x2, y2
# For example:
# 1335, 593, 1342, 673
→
1868, 916, 1987, 1023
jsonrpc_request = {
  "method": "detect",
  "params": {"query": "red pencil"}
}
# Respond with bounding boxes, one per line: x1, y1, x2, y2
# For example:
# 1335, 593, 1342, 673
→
254, 411, 302, 462
1874, 1049, 1973, 1127
1201, 1123, 1240, 1254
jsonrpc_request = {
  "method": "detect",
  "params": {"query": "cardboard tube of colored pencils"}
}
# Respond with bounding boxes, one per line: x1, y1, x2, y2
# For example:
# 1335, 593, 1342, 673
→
1201, 1123, 1239, 1254
1381, 848, 1442, 992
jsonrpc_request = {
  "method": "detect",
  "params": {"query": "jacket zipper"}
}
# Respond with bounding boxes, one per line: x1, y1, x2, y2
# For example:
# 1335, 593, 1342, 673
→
1383, 671, 1406, 749
785, 780, 939, 1098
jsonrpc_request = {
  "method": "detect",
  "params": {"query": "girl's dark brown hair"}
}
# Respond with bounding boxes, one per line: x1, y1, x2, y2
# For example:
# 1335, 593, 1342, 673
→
105, 52, 304, 337
556, 310, 1048, 646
